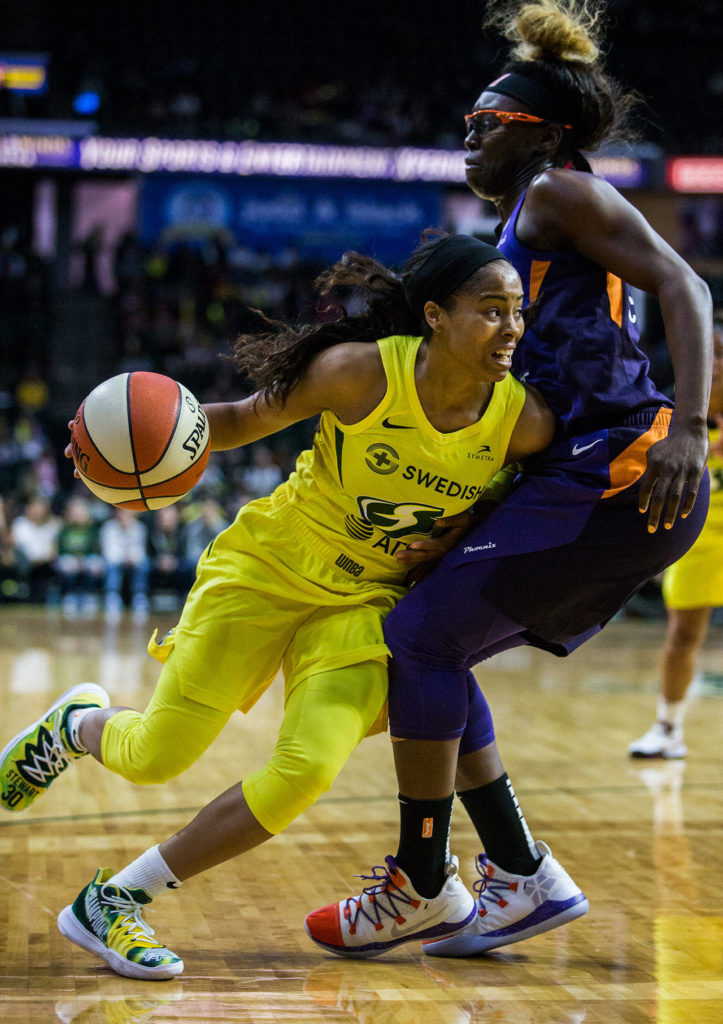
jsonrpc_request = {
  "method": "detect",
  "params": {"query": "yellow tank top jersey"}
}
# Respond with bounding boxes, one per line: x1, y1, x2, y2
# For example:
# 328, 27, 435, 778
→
662, 426, 723, 608
149, 335, 526, 718
273, 334, 526, 585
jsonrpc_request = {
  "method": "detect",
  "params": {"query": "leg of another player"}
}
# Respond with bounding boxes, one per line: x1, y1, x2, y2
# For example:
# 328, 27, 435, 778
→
629, 605, 710, 758
392, 675, 588, 960
661, 606, 710, 705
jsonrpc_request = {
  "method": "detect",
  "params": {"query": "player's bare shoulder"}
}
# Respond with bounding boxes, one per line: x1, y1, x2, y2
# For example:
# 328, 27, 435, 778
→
308, 342, 387, 423
523, 168, 618, 249
530, 167, 601, 203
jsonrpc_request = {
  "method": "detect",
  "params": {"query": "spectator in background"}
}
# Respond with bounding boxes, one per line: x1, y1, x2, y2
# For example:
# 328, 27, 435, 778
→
100, 509, 150, 623
148, 504, 193, 610
0, 496, 20, 602
79, 225, 104, 296
242, 443, 282, 498
11, 495, 60, 604
0, 414, 24, 497
113, 232, 147, 295
25, 443, 60, 503
184, 498, 229, 568
55, 495, 103, 618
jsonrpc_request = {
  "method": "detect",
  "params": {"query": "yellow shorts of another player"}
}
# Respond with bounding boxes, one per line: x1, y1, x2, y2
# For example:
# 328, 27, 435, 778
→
662, 513, 723, 609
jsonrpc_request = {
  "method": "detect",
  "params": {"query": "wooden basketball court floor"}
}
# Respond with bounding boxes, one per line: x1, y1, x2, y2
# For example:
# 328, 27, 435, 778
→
0, 607, 721, 1024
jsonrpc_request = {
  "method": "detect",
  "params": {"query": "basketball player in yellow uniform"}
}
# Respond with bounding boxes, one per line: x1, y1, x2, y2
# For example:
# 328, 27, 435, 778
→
0, 234, 554, 978
630, 316, 723, 758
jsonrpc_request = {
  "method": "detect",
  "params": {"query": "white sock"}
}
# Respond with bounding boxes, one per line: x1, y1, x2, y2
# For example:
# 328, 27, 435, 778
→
65, 707, 96, 753
108, 845, 182, 900
657, 697, 686, 729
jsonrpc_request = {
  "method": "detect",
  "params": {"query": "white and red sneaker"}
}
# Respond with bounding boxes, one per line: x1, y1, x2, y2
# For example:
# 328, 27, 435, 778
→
305, 855, 475, 959
422, 842, 588, 957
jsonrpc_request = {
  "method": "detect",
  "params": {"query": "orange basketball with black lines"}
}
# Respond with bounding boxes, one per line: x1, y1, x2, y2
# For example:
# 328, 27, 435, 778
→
71, 372, 210, 510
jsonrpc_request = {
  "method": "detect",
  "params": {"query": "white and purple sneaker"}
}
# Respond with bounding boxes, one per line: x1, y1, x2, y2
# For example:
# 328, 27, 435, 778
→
422, 842, 588, 957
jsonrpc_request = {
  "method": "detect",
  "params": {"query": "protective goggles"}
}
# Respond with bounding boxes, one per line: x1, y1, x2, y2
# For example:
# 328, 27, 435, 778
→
464, 109, 572, 133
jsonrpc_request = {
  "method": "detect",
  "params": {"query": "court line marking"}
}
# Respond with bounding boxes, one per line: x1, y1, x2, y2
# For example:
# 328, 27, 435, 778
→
1, 778, 722, 830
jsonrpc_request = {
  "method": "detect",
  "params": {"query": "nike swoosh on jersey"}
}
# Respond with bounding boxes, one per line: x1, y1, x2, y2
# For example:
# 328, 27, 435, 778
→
571, 438, 604, 456
382, 417, 414, 429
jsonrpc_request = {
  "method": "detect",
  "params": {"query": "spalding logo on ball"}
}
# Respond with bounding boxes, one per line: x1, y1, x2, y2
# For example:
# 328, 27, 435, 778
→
71, 371, 210, 510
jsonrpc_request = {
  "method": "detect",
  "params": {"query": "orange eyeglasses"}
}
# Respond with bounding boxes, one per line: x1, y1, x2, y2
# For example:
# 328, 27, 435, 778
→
464, 109, 572, 133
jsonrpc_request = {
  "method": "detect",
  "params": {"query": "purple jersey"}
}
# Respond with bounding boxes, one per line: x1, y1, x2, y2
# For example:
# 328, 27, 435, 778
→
498, 189, 670, 436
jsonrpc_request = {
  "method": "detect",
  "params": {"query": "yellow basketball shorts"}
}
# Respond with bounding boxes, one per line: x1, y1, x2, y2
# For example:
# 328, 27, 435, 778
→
100, 497, 403, 832
662, 511, 723, 609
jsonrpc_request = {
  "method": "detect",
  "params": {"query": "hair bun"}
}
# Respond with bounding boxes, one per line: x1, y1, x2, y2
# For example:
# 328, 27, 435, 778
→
491, 0, 603, 66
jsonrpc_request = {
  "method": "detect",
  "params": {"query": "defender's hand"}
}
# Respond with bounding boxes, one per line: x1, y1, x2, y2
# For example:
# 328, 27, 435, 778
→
637, 429, 708, 532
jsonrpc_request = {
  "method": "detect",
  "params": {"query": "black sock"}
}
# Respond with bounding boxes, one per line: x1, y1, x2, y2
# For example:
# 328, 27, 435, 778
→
458, 773, 541, 875
394, 793, 454, 899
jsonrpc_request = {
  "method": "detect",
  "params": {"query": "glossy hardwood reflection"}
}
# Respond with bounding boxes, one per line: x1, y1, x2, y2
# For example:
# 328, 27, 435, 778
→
0, 608, 721, 1024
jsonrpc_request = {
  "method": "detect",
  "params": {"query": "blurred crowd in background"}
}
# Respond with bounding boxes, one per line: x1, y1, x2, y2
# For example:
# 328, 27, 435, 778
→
0, 404, 301, 617
0, 220, 326, 615
1, 0, 721, 616
0, 217, 324, 612
4, 0, 722, 153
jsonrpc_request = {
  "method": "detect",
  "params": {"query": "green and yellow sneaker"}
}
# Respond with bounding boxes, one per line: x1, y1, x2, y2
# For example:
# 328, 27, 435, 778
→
0, 683, 110, 812
57, 868, 184, 980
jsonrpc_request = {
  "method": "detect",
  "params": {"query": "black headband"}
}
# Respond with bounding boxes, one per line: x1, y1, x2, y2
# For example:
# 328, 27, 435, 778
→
486, 70, 577, 127
404, 236, 507, 319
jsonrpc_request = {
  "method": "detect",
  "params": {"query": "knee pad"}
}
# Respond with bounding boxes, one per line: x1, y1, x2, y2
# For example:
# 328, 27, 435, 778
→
116, 747, 194, 786
388, 659, 470, 741
384, 587, 471, 740
243, 747, 341, 835
101, 710, 198, 786
458, 674, 496, 755
383, 580, 476, 673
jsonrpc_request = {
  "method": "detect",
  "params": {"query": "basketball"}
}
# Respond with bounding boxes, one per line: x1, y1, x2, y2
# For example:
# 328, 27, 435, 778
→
70, 372, 210, 510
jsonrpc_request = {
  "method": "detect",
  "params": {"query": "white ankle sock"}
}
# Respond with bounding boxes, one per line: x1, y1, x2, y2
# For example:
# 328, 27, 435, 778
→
108, 845, 182, 900
657, 697, 686, 729
65, 707, 96, 753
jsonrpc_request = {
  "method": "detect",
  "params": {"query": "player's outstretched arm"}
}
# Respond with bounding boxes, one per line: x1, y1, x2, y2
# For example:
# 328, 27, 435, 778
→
204, 342, 386, 451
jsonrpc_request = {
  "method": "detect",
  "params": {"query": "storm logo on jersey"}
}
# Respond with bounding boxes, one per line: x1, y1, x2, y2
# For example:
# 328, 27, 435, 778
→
357, 497, 444, 539
344, 514, 375, 541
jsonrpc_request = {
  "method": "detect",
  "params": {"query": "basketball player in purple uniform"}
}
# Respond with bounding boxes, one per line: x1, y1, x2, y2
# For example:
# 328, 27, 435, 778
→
306, 0, 712, 959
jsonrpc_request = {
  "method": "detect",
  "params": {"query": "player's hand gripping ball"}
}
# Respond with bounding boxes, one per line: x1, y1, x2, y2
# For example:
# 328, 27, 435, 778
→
70, 372, 210, 510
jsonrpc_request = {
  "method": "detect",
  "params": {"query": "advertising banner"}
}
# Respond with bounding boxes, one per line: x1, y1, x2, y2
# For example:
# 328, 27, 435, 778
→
139, 175, 443, 262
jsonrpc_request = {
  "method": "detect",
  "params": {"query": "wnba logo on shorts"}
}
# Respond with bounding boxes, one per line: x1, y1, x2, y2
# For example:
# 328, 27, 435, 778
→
421, 817, 434, 838
335, 552, 364, 577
